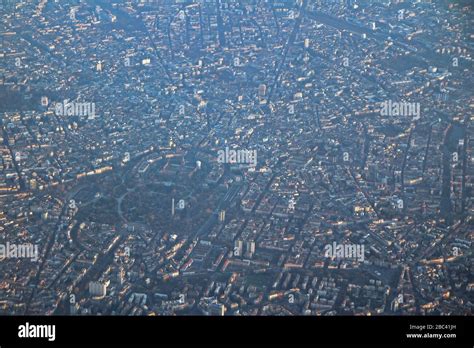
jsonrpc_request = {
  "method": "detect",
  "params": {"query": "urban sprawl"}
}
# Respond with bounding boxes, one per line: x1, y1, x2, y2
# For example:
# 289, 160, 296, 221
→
0, 0, 473, 316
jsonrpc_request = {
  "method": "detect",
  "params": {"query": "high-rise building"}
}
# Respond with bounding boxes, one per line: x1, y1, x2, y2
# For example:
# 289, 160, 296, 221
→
234, 240, 243, 257
219, 210, 225, 223
208, 302, 225, 316
246, 240, 256, 258
89, 281, 108, 298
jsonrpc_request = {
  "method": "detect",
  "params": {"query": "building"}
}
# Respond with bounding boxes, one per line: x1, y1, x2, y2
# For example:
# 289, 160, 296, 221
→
89, 281, 108, 298
219, 210, 226, 223
246, 240, 256, 258
208, 302, 225, 316
234, 240, 243, 257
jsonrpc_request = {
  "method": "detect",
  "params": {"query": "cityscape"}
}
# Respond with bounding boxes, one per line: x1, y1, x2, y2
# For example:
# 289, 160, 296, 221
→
0, 0, 473, 318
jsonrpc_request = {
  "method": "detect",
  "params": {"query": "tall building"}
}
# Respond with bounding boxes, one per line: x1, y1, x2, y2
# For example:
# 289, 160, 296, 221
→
208, 302, 225, 316
234, 240, 243, 257
246, 240, 256, 258
219, 210, 226, 223
89, 281, 108, 298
